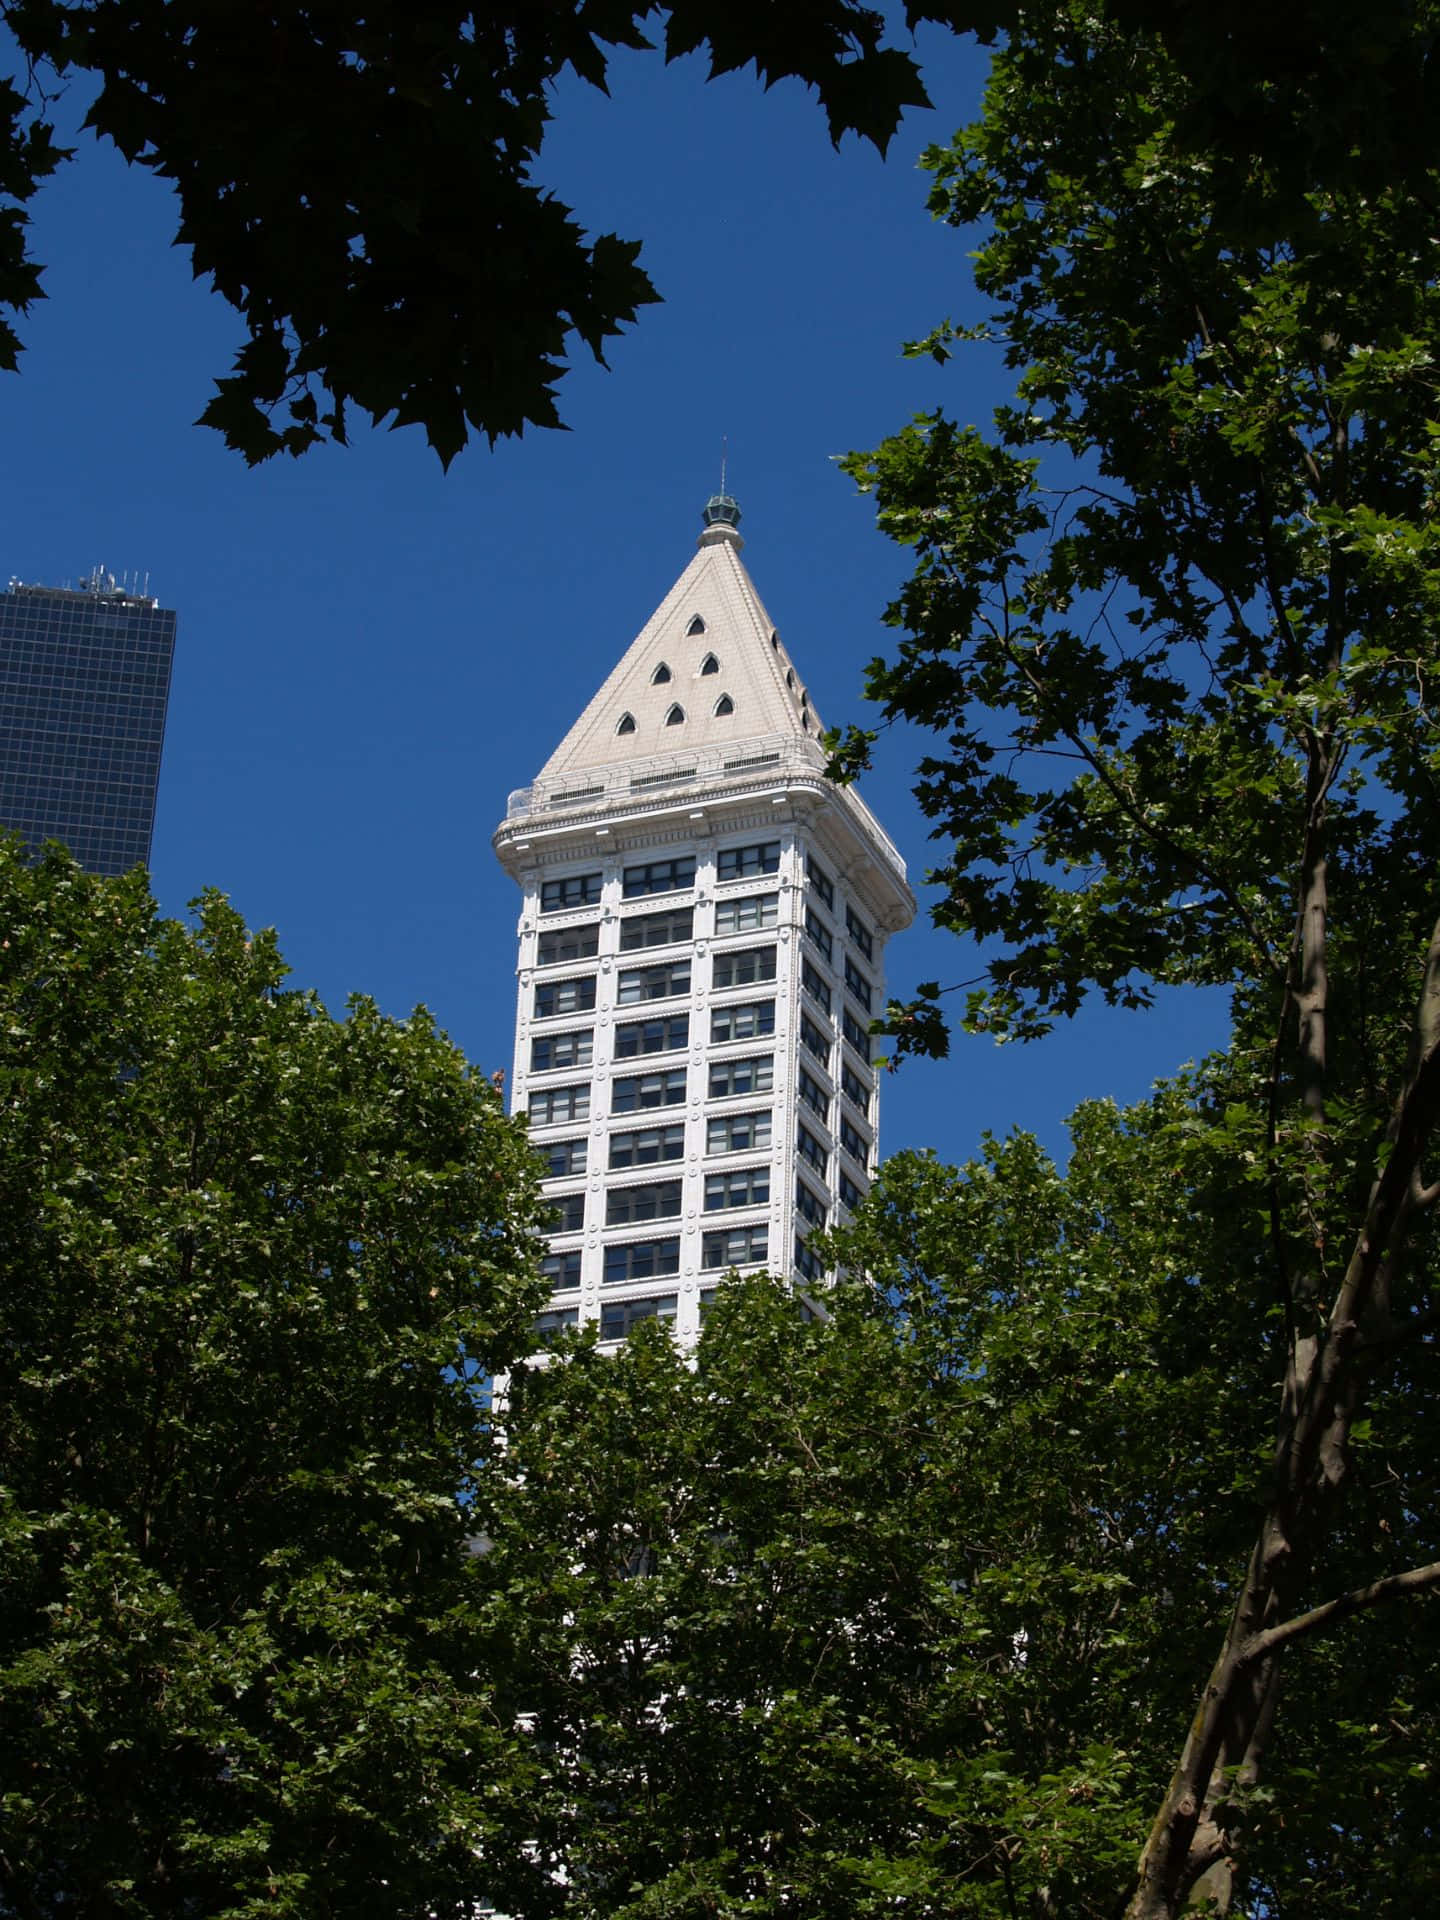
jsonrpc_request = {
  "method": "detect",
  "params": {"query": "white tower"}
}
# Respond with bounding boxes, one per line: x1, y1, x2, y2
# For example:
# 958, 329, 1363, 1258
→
493, 495, 915, 1345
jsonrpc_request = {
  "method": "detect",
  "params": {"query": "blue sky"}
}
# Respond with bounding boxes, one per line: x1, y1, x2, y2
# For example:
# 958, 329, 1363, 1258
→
3, 25, 1226, 1168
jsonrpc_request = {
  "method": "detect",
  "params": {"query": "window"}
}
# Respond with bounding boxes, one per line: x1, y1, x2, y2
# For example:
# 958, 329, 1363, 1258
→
797, 1068, 829, 1123
614, 1013, 689, 1058
794, 1236, 824, 1282
620, 905, 693, 950
708, 1054, 774, 1099
711, 1000, 775, 1044
714, 892, 778, 934
797, 1124, 828, 1177
542, 1136, 588, 1178
808, 858, 834, 909
701, 652, 719, 675
800, 1014, 830, 1066
801, 960, 832, 1014
717, 840, 781, 881
537, 922, 599, 967
541, 1250, 582, 1288
665, 704, 686, 726
652, 661, 672, 684
786, 668, 796, 688
839, 1171, 864, 1211
624, 856, 696, 899
712, 945, 776, 989
549, 1191, 586, 1232
534, 1305, 579, 1339
795, 1180, 827, 1227
714, 694, 735, 716
617, 960, 691, 1004
609, 1124, 685, 1169
530, 1027, 593, 1073
687, 614, 706, 636
541, 872, 602, 914
529, 1084, 590, 1125
805, 909, 833, 961
707, 1109, 772, 1155
612, 1068, 688, 1113
845, 906, 874, 960
534, 974, 597, 1019
842, 1009, 872, 1062
603, 1237, 681, 1284
704, 1165, 770, 1211
600, 1293, 677, 1339
606, 1181, 682, 1226
841, 1116, 870, 1165
844, 959, 873, 1012
841, 1061, 871, 1115
616, 712, 636, 735
702, 1224, 769, 1270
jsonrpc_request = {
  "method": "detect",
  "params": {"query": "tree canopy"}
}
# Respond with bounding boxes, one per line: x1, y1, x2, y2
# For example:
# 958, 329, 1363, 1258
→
0, 844, 548, 1918
2, 1, 1437, 463
822, 0, 1440, 1908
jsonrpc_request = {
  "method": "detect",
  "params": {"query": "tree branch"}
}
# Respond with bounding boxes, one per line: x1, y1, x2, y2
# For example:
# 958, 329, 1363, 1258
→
1239, 1559, 1440, 1666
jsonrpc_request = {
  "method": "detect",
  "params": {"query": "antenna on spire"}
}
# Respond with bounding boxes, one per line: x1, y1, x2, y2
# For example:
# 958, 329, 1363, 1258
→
720, 435, 728, 497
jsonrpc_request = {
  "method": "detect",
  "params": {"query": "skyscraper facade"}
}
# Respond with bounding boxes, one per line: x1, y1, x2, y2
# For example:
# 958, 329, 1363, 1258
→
0, 572, 177, 876
493, 497, 915, 1345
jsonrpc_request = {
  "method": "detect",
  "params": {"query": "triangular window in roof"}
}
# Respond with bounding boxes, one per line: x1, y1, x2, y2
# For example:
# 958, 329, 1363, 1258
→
687, 614, 706, 635
665, 703, 686, 726
616, 712, 636, 735
652, 661, 672, 685
700, 653, 720, 676
714, 693, 735, 717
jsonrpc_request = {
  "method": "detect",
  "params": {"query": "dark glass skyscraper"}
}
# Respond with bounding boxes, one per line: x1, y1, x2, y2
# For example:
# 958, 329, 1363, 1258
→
0, 573, 177, 876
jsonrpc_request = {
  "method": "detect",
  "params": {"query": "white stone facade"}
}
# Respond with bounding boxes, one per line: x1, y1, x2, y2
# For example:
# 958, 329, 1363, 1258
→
492, 499, 915, 1347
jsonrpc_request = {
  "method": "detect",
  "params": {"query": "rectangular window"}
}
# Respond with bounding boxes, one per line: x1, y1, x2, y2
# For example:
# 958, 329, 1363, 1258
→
844, 958, 873, 1012
795, 1179, 827, 1227
540, 872, 603, 914
805, 909, 833, 961
708, 1054, 774, 1099
549, 1191, 586, 1233
702, 1224, 769, 1270
620, 905, 694, 950
711, 945, 777, 989
807, 858, 834, 909
845, 906, 874, 960
794, 1235, 824, 1282
534, 974, 597, 1019
600, 1293, 678, 1340
842, 1009, 872, 1063
537, 922, 599, 966
603, 1237, 681, 1284
530, 1027, 593, 1073
611, 1068, 688, 1113
800, 1014, 831, 1066
614, 1013, 689, 1058
839, 1170, 864, 1211
797, 1068, 830, 1123
609, 1124, 685, 1169
541, 1135, 588, 1179
707, 1109, 772, 1155
801, 959, 832, 1015
606, 1181, 683, 1226
529, 1084, 590, 1126
534, 1305, 579, 1340
704, 1165, 770, 1211
841, 1061, 871, 1115
617, 960, 691, 1005
541, 1249, 582, 1289
717, 840, 781, 882
840, 1116, 870, 1165
797, 1124, 828, 1177
711, 1000, 775, 1044
714, 892, 778, 934
623, 856, 696, 899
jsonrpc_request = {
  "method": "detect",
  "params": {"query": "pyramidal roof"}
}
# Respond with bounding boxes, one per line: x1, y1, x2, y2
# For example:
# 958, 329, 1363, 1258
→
535, 496, 823, 782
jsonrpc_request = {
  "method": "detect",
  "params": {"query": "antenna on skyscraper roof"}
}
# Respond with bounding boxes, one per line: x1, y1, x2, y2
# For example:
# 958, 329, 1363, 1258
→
719, 435, 728, 496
